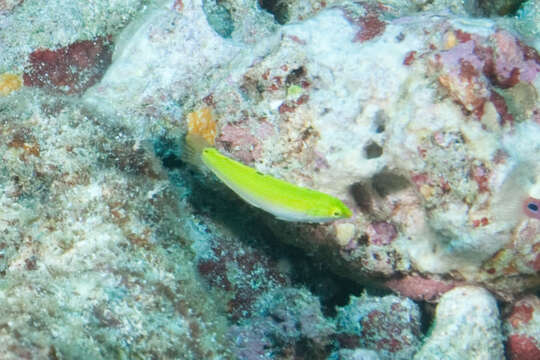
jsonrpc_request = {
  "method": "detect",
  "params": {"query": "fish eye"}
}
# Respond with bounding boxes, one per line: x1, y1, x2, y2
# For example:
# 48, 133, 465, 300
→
333, 210, 341, 217
524, 197, 540, 220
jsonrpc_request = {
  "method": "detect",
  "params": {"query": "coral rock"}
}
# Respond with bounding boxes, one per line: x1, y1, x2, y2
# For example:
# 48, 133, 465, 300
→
335, 292, 422, 360
414, 286, 504, 360
505, 296, 540, 360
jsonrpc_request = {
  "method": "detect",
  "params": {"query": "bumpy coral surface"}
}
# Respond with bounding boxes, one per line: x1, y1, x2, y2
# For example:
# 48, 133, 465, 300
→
230, 287, 335, 359
23, 38, 113, 94
335, 292, 422, 360
0, 93, 231, 358
87, 1, 540, 301
106, 0, 540, 300
1, 0, 540, 358
505, 295, 540, 360
415, 286, 504, 359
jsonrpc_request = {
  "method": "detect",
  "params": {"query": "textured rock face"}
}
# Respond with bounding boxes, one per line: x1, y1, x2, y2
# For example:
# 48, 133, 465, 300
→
86, 0, 540, 300
505, 295, 540, 360
0, 96, 233, 358
335, 293, 422, 360
414, 286, 505, 360
0, 0, 146, 72
1, 0, 540, 357
229, 287, 335, 359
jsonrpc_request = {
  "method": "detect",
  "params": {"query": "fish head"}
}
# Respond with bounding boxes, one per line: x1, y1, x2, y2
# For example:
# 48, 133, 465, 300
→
314, 197, 352, 221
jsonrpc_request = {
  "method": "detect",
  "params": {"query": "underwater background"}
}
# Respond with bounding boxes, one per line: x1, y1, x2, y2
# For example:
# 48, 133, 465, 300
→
0, 0, 539, 359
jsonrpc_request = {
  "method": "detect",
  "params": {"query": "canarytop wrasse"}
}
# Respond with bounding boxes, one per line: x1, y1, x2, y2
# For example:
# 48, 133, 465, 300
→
183, 134, 352, 223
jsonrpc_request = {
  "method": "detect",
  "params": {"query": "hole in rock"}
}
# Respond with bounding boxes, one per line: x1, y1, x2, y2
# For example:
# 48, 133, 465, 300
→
477, 0, 527, 17
364, 141, 383, 159
286, 66, 307, 86
259, 0, 290, 24
371, 170, 410, 197
350, 182, 373, 213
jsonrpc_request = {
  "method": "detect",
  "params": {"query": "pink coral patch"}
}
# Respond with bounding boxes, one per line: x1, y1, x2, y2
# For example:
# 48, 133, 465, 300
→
385, 276, 457, 301
341, 2, 387, 43
216, 123, 262, 163
508, 302, 534, 328
491, 30, 540, 87
433, 41, 490, 113
366, 222, 397, 245
403, 51, 416, 66
471, 163, 490, 193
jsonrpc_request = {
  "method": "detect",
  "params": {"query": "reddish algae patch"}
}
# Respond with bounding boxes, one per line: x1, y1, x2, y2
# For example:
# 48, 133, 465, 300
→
403, 51, 416, 66
508, 302, 534, 328
507, 334, 540, 360
385, 275, 457, 301
341, 2, 386, 43
23, 37, 113, 94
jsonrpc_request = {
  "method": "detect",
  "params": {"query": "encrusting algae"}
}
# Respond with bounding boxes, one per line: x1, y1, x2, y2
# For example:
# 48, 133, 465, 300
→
0, 73, 22, 96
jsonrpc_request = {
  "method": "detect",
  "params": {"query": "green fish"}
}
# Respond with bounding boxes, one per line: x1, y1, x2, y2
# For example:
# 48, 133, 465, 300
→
183, 134, 352, 223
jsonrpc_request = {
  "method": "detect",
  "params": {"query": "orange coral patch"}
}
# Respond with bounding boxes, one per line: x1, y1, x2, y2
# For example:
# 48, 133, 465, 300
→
187, 106, 217, 145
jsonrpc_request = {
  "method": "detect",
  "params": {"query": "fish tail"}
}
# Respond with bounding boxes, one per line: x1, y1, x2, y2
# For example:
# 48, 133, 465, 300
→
182, 133, 211, 169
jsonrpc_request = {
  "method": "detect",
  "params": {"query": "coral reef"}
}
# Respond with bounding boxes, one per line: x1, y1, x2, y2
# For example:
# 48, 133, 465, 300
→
229, 287, 334, 359
0, 0, 146, 73
414, 286, 504, 359
335, 292, 422, 360
505, 295, 540, 360
0, 0, 539, 357
0, 92, 231, 358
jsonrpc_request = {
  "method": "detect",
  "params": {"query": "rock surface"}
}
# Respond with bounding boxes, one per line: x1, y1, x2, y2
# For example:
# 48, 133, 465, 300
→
505, 295, 540, 360
0, 0, 539, 357
414, 286, 505, 360
87, 0, 540, 299
335, 292, 422, 360
88, 0, 540, 300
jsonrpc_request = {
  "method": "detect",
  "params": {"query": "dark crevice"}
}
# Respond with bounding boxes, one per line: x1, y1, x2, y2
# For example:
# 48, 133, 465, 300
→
371, 170, 410, 197
477, 0, 527, 17
259, 0, 290, 24
364, 141, 383, 159
349, 182, 373, 214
